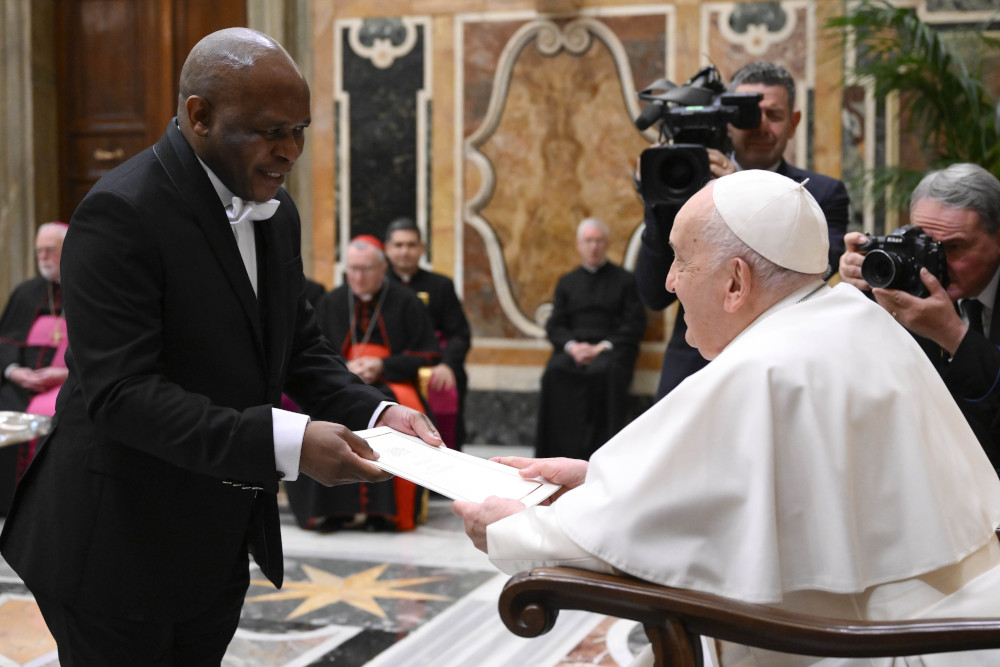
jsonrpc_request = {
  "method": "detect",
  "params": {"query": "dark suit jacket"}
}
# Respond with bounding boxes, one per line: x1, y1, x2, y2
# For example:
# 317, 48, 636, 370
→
388, 268, 471, 378
0, 121, 387, 622
636, 159, 850, 398
919, 289, 1000, 472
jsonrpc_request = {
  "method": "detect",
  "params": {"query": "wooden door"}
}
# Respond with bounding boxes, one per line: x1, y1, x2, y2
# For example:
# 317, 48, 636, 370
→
55, 0, 246, 219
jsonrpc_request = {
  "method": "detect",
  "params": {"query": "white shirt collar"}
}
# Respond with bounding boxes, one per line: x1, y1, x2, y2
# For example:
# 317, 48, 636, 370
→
196, 157, 235, 209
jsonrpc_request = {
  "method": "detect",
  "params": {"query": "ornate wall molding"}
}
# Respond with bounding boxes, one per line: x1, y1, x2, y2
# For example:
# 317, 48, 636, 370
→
462, 15, 658, 338
333, 16, 432, 283
716, 1, 798, 56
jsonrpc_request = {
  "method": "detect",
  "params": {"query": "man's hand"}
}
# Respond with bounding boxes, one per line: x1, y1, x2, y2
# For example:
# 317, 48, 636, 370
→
346, 356, 383, 384
34, 366, 68, 388
376, 404, 443, 447
706, 148, 737, 179
568, 342, 603, 366
7, 366, 68, 393
873, 268, 967, 355
299, 421, 391, 486
428, 363, 457, 391
491, 456, 587, 504
839, 232, 870, 291
451, 496, 526, 552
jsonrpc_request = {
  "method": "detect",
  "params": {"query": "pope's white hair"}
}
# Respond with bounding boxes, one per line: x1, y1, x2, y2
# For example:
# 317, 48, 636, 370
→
700, 207, 821, 293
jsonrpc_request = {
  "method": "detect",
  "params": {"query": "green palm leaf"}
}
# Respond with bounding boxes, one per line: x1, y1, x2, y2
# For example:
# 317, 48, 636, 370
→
828, 0, 1000, 215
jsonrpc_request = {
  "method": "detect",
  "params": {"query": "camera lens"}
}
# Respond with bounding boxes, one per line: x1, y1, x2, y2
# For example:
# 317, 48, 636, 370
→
639, 145, 710, 205
661, 158, 696, 192
861, 249, 900, 288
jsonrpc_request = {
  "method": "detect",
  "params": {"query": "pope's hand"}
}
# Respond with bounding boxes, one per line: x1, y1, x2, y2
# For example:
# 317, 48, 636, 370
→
452, 496, 526, 552
491, 456, 587, 503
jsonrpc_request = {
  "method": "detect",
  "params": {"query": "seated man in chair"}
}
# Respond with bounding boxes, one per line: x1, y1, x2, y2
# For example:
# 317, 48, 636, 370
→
285, 235, 441, 531
454, 170, 1000, 666
384, 218, 471, 450
0, 222, 70, 514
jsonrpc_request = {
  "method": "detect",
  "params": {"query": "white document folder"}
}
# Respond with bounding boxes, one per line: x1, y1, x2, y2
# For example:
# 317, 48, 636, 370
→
356, 426, 561, 506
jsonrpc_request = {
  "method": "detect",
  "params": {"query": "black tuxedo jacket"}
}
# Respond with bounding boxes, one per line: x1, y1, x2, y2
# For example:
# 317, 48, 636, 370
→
0, 121, 387, 621
920, 290, 1000, 472
636, 159, 850, 398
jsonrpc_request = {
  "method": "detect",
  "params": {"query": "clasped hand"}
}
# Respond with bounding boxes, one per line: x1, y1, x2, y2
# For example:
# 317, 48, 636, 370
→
568, 342, 604, 366
8, 366, 68, 393
346, 356, 383, 385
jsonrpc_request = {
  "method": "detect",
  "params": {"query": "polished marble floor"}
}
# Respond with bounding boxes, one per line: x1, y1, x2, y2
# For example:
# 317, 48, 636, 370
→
0, 445, 648, 666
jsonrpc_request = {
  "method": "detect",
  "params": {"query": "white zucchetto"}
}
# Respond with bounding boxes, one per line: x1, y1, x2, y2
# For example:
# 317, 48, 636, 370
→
713, 169, 829, 274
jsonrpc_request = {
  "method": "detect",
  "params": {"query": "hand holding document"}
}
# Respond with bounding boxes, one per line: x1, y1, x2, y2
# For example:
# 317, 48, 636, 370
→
357, 426, 560, 506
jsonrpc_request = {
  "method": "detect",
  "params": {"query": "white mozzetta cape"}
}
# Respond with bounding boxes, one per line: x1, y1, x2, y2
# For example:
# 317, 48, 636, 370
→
553, 282, 1000, 604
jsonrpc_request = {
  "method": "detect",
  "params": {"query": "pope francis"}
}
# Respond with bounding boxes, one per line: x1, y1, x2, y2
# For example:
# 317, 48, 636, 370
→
453, 170, 1000, 666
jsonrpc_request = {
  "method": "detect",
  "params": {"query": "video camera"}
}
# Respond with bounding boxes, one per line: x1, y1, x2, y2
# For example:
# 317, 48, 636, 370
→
635, 66, 762, 206
858, 225, 949, 297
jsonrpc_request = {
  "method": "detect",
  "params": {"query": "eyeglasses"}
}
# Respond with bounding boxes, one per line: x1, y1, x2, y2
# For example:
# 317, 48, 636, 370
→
345, 264, 383, 274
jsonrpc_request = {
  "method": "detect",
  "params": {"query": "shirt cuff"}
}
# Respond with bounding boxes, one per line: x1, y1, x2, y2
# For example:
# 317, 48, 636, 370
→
563, 340, 577, 353
369, 401, 396, 429
4, 363, 21, 380
272, 408, 310, 482
486, 505, 616, 576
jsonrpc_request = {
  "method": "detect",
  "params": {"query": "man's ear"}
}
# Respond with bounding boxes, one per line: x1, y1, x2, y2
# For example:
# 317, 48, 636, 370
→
788, 108, 802, 135
185, 96, 211, 137
723, 257, 753, 313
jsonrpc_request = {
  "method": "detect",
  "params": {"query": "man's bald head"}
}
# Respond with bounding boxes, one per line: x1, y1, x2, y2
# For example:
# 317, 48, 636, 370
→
177, 28, 299, 115
176, 28, 311, 202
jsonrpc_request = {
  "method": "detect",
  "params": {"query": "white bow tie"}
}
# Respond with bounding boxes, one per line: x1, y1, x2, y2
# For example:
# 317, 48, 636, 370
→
227, 196, 280, 225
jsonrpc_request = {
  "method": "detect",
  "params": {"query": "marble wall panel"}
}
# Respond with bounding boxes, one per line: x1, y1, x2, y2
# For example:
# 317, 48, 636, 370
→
335, 17, 432, 263
461, 11, 669, 339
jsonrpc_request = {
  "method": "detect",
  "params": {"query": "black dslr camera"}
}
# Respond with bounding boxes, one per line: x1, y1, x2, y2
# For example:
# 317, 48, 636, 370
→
858, 225, 949, 297
635, 66, 762, 206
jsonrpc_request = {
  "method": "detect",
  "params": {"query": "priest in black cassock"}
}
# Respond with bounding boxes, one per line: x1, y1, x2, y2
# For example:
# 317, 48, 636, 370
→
384, 218, 471, 450
0, 222, 70, 514
284, 235, 441, 531
535, 218, 647, 460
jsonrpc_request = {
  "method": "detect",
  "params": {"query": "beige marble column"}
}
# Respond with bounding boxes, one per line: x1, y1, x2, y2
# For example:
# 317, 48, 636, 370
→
247, 0, 317, 275
0, 0, 37, 303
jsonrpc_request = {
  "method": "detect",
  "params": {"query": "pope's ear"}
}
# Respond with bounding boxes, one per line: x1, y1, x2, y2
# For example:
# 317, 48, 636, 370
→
723, 257, 753, 313
184, 96, 211, 137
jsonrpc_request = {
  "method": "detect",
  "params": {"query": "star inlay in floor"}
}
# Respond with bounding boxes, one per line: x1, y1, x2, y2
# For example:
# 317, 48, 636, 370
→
246, 562, 450, 620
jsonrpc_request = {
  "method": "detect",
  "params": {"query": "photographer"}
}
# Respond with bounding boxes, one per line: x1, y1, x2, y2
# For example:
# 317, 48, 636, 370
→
636, 61, 850, 398
840, 163, 1000, 473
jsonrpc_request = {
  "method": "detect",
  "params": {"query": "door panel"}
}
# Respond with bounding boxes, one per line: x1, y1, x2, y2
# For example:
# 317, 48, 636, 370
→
56, 0, 246, 219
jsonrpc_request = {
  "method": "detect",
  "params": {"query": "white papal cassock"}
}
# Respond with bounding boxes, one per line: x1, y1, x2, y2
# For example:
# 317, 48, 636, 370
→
489, 281, 1000, 666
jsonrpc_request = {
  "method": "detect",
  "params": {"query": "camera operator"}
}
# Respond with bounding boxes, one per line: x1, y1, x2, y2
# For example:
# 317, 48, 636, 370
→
840, 163, 1000, 473
636, 61, 850, 398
